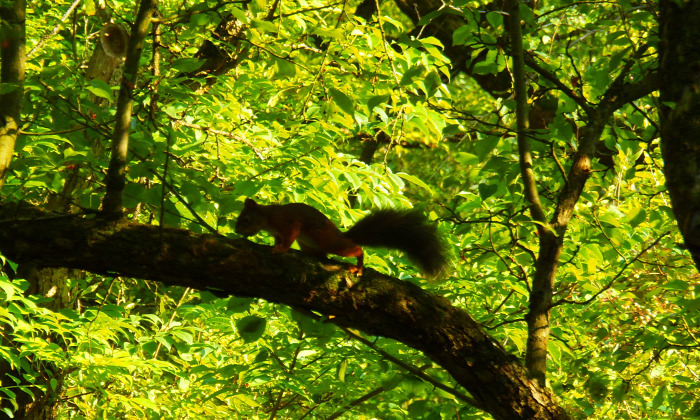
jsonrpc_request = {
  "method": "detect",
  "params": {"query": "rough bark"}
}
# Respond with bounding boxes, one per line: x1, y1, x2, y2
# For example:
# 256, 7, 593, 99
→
0, 202, 571, 420
85, 23, 128, 103
0, 0, 25, 189
658, 0, 700, 271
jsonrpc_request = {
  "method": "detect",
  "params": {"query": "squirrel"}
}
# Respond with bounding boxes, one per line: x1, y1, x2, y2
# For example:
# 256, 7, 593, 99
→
235, 198, 448, 276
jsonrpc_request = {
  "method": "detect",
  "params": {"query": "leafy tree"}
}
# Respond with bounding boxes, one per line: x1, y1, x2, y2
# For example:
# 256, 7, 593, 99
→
0, 0, 698, 419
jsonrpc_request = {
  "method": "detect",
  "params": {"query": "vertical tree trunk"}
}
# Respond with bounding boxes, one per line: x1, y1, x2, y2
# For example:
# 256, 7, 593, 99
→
0, 16, 129, 420
0, 0, 25, 189
658, 0, 700, 271
102, 0, 158, 216
0, 3, 29, 417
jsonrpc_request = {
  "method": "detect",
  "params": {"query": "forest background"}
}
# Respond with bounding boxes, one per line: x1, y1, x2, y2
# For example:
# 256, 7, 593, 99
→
0, 0, 699, 419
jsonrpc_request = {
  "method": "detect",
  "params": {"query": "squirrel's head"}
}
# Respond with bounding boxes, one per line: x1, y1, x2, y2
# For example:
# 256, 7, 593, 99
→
235, 198, 264, 236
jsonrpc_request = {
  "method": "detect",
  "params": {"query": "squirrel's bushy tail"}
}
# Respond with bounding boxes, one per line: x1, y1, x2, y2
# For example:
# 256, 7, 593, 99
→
344, 209, 448, 276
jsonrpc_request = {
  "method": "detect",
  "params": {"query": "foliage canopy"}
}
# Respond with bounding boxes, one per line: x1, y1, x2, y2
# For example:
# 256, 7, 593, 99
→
0, 0, 698, 419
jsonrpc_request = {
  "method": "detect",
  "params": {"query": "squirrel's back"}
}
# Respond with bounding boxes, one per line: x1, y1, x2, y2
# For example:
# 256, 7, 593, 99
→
236, 198, 448, 276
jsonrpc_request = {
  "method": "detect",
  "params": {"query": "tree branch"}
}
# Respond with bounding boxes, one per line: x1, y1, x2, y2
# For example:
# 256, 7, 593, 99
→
523, 53, 591, 113
507, 0, 548, 230
0, 202, 571, 420
101, 0, 158, 217
26, 0, 81, 57
522, 5, 659, 389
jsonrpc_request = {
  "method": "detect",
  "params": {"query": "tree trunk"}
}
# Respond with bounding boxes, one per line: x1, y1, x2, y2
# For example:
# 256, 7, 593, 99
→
0, 16, 129, 420
658, 0, 700, 272
0, 0, 25, 189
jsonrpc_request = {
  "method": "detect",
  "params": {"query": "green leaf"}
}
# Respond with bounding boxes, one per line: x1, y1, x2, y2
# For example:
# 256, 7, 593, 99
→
273, 58, 296, 79
474, 135, 500, 160
329, 88, 354, 115
663, 279, 689, 291
252, 19, 279, 33
171, 58, 204, 73
236, 316, 266, 343
0, 83, 21, 94
155, 334, 173, 351
478, 183, 497, 200
397, 172, 432, 193
132, 397, 159, 411
226, 297, 254, 313
651, 385, 667, 409
85, 80, 114, 102
399, 64, 425, 86
367, 94, 391, 113
231, 394, 261, 408
0, 279, 16, 300
83, 0, 96, 15
454, 152, 480, 166
599, 212, 622, 228
486, 11, 504, 29
453, 23, 476, 46
229, 7, 250, 24
625, 206, 646, 227
337, 358, 348, 383
171, 330, 194, 345
291, 310, 336, 340
380, 373, 404, 391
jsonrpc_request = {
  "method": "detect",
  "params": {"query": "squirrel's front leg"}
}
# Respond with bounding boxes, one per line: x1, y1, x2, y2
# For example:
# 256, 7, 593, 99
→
344, 247, 364, 276
272, 227, 299, 253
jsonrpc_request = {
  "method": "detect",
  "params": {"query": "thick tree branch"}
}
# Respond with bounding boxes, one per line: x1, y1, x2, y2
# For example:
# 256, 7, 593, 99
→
0, 202, 571, 420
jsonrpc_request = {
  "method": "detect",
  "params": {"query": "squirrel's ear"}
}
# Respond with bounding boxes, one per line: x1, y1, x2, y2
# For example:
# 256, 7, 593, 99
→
244, 198, 258, 208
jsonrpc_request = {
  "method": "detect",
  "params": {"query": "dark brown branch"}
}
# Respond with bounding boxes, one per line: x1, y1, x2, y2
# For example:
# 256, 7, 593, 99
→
327, 386, 386, 420
523, 53, 591, 113
0, 202, 571, 420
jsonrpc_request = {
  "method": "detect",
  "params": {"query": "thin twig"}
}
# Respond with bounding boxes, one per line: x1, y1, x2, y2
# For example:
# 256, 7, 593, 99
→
339, 326, 481, 408
149, 169, 219, 234
552, 231, 671, 308
172, 120, 264, 160
27, 0, 82, 57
